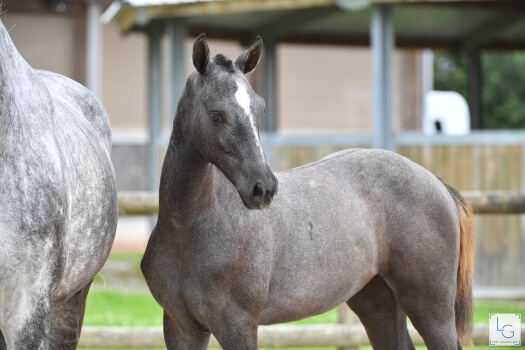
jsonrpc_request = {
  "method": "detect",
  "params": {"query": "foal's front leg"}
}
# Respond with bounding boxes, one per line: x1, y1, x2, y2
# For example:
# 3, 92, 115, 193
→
210, 306, 259, 350
163, 311, 211, 350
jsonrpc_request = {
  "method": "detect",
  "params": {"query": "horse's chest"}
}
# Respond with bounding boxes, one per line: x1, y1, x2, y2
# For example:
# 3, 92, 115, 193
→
145, 222, 272, 316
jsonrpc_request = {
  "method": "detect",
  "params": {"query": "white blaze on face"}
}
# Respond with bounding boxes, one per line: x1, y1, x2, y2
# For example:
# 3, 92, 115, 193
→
235, 80, 265, 160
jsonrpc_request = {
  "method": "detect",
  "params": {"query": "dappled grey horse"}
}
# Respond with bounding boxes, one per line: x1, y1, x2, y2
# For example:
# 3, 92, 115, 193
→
142, 34, 475, 350
0, 18, 117, 349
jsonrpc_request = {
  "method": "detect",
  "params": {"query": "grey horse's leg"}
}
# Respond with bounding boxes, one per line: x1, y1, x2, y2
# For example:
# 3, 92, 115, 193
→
0, 292, 51, 349
48, 281, 92, 350
0, 329, 6, 350
163, 311, 211, 350
347, 276, 415, 350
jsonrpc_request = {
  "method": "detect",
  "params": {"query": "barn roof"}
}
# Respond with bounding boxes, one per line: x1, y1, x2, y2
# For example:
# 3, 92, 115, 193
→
104, 0, 525, 50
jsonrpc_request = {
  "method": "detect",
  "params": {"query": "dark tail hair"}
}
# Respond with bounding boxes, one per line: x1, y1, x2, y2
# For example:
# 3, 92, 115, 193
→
440, 180, 475, 344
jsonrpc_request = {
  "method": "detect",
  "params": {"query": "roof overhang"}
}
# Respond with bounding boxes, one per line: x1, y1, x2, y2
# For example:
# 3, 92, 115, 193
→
103, 0, 525, 50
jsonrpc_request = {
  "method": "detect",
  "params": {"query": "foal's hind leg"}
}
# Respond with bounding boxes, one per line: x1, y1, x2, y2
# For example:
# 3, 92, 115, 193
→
347, 276, 415, 350
384, 254, 460, 349
391, 280, 460, 350
49, 281, 92, 349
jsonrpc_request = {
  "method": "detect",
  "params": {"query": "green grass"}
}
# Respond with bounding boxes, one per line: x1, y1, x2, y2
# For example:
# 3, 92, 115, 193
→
84, 290, 163, 327
80, 254, 525, 349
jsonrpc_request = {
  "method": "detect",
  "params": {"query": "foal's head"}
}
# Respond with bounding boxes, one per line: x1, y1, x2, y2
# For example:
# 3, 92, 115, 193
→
180, 34, 278, 210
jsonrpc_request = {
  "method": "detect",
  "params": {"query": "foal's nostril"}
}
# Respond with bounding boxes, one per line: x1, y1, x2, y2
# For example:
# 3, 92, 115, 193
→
252, 183, 264, 202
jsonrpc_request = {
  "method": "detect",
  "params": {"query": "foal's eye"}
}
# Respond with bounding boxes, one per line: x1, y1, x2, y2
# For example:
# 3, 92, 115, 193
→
209, 111, 222, 123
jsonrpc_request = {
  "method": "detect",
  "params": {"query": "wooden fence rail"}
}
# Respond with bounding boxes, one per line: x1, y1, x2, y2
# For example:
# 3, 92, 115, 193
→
78, 324, 520, 348
117, 191, 525, 215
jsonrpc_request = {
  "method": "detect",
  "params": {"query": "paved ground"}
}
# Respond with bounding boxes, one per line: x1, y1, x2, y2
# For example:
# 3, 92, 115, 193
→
111, 216, 151, 253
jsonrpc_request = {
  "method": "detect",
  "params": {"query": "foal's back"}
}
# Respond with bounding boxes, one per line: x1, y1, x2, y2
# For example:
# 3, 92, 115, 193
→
258, 148, 459, 324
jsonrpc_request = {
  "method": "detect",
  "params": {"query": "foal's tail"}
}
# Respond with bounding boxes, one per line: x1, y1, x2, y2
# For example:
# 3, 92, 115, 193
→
441, 181, 475, 344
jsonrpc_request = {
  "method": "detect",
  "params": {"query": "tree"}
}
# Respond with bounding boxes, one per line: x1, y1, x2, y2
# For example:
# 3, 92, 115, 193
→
433, 50, 525, 129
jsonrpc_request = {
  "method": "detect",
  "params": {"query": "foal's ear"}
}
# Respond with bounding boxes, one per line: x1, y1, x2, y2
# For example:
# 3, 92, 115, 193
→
235, 36, 263, 74
193, 33, 210, 75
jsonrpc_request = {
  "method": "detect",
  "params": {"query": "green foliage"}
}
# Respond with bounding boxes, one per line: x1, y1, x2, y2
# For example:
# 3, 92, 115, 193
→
433, 50, 525, 129
434, 51, 468, 97
482, 52, 525, 129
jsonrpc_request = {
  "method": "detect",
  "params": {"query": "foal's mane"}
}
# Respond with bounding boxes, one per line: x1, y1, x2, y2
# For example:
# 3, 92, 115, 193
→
213, 54, 235, 73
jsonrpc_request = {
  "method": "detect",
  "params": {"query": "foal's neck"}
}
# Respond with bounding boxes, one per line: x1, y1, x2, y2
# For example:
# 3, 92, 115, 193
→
158, 124, 217, 227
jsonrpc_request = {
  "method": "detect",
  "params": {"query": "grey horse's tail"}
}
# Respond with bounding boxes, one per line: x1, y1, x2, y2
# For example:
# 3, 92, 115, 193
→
441, 180, 475, 344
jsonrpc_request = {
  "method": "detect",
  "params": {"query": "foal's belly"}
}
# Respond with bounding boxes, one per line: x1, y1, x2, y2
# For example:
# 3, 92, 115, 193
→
258, 210, 378, 324
257, 168, 379, 324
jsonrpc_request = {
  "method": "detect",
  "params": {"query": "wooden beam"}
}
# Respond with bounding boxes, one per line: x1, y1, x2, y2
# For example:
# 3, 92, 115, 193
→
371, 4, 395, 151
466, 48, 482, 130
463, 191, 525, 214
460, 10, 525, 52
146, 24, 163, 192
255, 6, 340, 40
78, 323, 525, 348
143, 0, 337, 20
117, 191, 525, 215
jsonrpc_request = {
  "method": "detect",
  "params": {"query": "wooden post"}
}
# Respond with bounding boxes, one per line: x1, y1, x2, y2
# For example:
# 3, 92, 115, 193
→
338, 304, 360, 350
467, 47, 482, 130
147, 24, 162, 192
371, 4, 395, 151
85, 0, 102, 98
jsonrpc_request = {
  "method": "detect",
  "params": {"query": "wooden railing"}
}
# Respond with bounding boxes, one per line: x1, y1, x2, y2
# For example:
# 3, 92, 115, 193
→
117, 191, 525, 216
78, 323, 525, 348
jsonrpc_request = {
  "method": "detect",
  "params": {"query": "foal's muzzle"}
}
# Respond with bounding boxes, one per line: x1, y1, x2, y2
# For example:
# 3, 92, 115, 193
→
248, 173, 278, 209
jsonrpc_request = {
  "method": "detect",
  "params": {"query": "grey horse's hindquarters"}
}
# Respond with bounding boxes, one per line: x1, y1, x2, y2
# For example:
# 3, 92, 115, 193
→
0, 16, 116, 349
38, 70, 113, 153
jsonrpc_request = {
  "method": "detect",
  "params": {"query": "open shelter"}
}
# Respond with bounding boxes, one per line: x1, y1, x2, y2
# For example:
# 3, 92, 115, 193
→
102, 0, 525, 190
